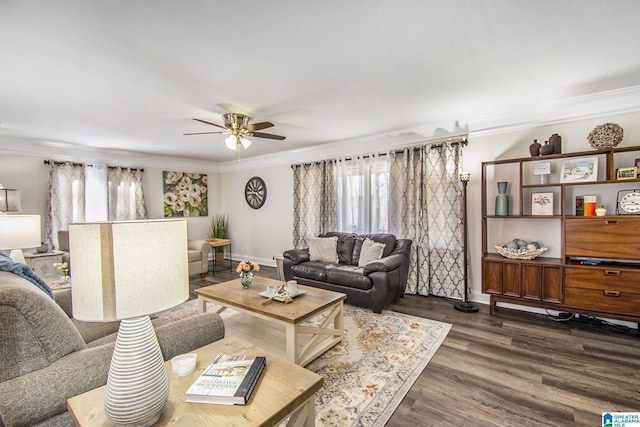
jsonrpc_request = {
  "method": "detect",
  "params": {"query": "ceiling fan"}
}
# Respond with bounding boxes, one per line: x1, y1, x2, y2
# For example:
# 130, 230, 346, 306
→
184, 113, 285, 151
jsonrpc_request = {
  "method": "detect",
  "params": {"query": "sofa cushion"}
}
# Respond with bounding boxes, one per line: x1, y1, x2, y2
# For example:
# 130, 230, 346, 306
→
358, 238, 385, 266
309, 236, 339, 263
322, 232, 356, 264
352, 233, 397, 263
290, 261, 336, 281
326, 265, 372, 290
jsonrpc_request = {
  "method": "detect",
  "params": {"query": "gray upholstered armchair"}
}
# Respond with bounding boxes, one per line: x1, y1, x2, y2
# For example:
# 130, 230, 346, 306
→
0, 271, 225, 427
188, 239, 210, 278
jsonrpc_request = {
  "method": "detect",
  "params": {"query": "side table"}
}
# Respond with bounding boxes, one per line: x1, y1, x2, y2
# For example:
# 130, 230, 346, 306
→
23, 251, 63, 282
206, 238, 232, 274
67, 336, 323, 426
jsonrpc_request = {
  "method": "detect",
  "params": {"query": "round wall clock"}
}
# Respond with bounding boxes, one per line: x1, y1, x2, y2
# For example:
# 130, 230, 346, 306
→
617, 189, 640, 214
245, 176, 267, 209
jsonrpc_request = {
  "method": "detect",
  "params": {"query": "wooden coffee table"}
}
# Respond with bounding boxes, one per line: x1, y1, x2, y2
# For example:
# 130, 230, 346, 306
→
67, 336, 323, 427
196, 276, 346, 366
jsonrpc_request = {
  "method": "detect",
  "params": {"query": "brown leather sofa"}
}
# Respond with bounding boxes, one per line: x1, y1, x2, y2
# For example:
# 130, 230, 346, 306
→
282, 232, 412, 313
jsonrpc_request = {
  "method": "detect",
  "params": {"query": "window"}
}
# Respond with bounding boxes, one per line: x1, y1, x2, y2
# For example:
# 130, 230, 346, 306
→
335, 155, 389, 234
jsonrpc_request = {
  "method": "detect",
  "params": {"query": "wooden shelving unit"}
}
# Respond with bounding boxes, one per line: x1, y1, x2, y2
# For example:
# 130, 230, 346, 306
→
482, 145, 640, 323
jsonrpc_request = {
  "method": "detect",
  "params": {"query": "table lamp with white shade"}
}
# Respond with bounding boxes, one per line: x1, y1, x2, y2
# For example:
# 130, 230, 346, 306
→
0, 214, 41, 263
69, 219, 189, 427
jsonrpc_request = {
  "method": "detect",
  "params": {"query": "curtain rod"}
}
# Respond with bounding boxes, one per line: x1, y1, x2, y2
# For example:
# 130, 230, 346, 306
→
291, 137, 468, 169
43, 160, 144, 172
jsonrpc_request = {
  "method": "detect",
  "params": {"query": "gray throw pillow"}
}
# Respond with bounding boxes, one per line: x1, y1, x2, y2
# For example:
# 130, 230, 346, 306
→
358, 238, 385, 266
309, 237, 339, 263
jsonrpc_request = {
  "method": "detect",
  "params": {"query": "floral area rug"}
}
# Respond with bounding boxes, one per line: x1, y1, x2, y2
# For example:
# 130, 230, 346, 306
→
157, 299, 451, 427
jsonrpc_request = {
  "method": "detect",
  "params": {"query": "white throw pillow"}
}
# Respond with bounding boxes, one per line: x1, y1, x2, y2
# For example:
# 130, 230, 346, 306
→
358, 238, 385, 267
309, 237, 339, 263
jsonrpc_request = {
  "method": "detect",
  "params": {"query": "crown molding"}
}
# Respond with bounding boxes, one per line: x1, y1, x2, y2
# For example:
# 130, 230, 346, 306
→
2, 85, 639, 172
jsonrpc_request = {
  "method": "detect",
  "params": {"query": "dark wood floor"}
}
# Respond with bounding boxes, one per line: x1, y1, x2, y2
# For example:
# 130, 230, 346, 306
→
198, 263, 640, 427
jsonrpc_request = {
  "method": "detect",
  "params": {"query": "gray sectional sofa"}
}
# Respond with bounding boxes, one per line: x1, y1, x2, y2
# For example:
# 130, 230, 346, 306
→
282, 232, 412, 313
0, 271, 224, 427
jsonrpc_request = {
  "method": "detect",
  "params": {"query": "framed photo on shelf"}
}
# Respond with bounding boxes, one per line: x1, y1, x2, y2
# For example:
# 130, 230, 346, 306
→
616, 166, 638, 181
561, 157, 597, 183
532, 192, 553, 216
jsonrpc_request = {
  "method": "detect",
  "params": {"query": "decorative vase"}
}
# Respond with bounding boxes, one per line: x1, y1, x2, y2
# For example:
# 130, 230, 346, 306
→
549, 133, 561, 154
529, 139, 541, 157
239, 271, 254, 288
495, 182, 509, 216
539, 140, 554, 156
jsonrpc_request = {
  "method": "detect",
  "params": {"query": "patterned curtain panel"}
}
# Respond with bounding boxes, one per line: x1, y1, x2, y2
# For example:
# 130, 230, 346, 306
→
107, 167, 148, 220
44, 162, 85, 250
292, 161, 336, 249
44, 162, 148, 250
389, 147, 426, 295
389, 143, 464, 298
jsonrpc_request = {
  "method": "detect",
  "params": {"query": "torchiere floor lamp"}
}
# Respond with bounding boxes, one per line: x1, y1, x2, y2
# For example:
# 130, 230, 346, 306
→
454, 172, 479, 313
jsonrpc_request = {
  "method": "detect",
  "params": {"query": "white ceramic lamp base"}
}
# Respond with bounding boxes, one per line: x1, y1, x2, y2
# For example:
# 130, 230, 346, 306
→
104, 316, 168, 427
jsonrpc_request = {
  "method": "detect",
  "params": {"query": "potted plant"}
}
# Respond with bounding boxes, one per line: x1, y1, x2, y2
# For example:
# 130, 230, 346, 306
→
209, 213, 228, 264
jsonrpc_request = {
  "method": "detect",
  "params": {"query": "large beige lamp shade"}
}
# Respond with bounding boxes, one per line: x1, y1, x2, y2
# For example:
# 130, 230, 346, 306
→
69, 219, 189, 426
0, 215, 41, 263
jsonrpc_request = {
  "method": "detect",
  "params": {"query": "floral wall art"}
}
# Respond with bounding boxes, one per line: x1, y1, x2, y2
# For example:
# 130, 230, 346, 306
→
163, 171, 208, 217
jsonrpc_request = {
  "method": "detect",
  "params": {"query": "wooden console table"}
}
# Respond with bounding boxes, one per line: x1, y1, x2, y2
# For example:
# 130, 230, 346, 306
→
67, 336, 323, 426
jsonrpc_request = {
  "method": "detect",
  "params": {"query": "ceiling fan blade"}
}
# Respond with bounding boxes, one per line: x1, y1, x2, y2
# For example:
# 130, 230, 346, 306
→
252, 132, 286, 140
193, 118, 227, 129
246, 121, 274, 132
183, 131, 225, 136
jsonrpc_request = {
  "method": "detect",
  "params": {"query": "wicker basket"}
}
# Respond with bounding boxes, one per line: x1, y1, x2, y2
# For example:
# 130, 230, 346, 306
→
493, 245, 548, 260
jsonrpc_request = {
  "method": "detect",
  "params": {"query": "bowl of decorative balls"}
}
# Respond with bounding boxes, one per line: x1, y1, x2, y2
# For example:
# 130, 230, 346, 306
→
494, 239, 548, 260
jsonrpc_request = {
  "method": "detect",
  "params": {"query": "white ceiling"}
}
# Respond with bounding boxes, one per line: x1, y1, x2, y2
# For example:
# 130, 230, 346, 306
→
1, 0, 640, 165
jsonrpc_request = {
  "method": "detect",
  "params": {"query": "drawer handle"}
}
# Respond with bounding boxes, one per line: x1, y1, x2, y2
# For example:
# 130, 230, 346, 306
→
604, 270, 621, 276
605, 220, 618, 225
603, 290, 621, 297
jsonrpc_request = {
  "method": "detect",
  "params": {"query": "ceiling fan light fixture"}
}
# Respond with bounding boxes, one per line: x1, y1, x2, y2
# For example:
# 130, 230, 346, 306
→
225, 135, 238, 151
240, 137, 252, 149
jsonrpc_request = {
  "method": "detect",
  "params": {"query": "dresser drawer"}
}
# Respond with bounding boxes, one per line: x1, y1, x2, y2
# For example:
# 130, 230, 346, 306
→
565, 217, 640, 260
565, 266, 640, 294
564, 287, 640, 316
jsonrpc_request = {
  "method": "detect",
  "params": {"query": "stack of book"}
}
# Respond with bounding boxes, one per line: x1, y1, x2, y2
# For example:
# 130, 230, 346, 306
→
186, 355, 266, 405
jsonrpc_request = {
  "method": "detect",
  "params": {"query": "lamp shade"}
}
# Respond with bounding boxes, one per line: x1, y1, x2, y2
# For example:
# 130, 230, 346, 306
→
0, 187, 22, 213
69, 219, 189, 321
0, 215, 41, 250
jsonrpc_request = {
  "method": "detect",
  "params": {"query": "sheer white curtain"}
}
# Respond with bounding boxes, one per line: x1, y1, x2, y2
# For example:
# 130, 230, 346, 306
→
335, 154, 389, 234
85, 163, 108, 221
